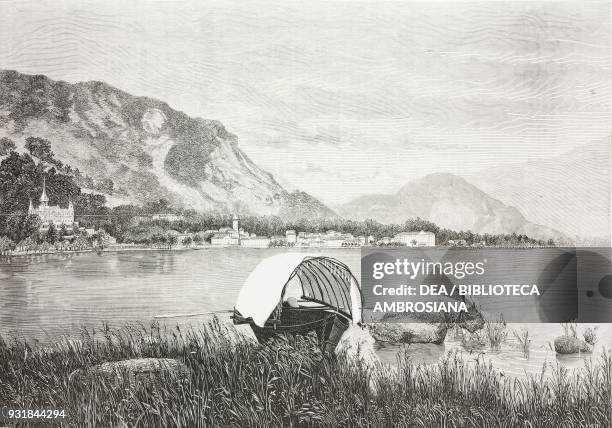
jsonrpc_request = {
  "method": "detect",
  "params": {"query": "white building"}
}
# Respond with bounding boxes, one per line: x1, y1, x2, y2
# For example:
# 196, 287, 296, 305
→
240, 236, 271, 248
211, 233, 240, 246
324, 237, 345, 247
29, 177, 76, 231
286, 230, 297, 244
151, 213, 184, 222
394, 230, 436, 247
232, 214, 240, 234
291, 230, 359, 247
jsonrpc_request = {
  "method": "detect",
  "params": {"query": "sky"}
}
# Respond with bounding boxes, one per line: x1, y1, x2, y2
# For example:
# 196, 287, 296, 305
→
0, 0, 610, 205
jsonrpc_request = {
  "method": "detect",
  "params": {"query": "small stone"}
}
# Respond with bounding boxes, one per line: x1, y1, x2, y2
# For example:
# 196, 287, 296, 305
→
88, 358, 190, 385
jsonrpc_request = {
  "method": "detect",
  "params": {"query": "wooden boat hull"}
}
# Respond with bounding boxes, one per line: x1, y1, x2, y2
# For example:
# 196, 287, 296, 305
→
236, 308, 349, 354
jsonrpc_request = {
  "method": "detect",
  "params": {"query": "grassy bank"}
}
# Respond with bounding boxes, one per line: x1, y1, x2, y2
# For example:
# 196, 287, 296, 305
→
0, 320, 610, 427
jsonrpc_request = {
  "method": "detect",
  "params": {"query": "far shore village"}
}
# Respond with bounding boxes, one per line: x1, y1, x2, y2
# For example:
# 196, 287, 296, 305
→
28, 177, 438, 248
205, 214, 437, 248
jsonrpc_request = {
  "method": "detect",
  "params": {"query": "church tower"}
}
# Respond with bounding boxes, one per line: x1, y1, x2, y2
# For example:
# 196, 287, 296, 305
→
232, 213, 241, 244
232, 213, 240, 232
40, 176, 49, 207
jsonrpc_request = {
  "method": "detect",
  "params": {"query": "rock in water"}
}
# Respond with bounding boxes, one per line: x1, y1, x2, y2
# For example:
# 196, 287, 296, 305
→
367, 322, 447, 344
365, 299, 484, 344
554, 336, 592, 354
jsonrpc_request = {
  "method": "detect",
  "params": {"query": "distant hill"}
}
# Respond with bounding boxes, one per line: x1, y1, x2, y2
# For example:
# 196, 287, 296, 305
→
466, 138, 611, 244
338, 173, 565, 242
0, 70, 336, 220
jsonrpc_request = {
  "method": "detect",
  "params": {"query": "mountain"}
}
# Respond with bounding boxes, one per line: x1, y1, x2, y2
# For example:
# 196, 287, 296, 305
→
466, 138, 611, 244
0, 70, 336, 220
338, 173, 565, 241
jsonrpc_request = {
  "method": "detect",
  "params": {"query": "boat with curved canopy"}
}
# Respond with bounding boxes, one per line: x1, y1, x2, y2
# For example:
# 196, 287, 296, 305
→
232, 253, 363, 353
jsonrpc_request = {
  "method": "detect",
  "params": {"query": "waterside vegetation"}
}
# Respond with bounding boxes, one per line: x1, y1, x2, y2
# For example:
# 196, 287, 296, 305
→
0, 321, 609, 427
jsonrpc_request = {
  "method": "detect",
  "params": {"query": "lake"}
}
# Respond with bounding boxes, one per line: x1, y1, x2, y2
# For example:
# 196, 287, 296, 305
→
1, 248, 610, 376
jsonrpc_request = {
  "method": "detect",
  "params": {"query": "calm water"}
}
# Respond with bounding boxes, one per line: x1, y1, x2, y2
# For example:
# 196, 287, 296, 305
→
0, 248, 609, 375
0, 248, 361, 340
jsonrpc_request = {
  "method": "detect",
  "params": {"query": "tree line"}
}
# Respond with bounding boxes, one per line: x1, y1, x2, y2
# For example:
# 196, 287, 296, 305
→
82, 206, 553, 247
0, 137, 555, 248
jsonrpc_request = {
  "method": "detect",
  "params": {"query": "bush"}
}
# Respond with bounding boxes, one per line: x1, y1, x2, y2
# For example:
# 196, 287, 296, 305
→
0, 137, 16, 156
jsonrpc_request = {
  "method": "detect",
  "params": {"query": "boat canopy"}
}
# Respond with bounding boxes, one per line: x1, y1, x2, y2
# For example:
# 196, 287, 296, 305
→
235, 253, 363, 327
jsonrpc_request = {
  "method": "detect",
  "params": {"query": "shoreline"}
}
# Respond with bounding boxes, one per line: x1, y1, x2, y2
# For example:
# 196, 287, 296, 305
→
1, 245, 207, 257
0, 243, 565, 258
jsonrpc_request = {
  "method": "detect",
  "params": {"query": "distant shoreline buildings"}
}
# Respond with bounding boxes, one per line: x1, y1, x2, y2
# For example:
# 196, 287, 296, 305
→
21, 194, 443, 249
293, 230, 368, 247
210, 214, 271, 248
394, 231, 436, 247
208, 214, 437, 248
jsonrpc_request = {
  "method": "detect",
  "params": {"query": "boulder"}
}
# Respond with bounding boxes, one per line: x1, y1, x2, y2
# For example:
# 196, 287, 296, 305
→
459, 316, 485, 334
554, 335, 592, 354
367, 322, 447, 344
366, 297, 484, 344
445, 300, 485, 333
335, 324, 380, 366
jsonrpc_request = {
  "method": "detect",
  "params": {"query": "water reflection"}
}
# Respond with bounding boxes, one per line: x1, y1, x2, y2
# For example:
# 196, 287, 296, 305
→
0, 248, 361, 342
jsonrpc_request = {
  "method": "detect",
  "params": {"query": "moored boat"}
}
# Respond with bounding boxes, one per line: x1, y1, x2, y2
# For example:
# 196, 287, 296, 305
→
232, 254, 363, 353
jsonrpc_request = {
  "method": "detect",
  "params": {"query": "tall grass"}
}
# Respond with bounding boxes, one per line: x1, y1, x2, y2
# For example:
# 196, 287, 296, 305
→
484, 314, 508, 351
0, 320, 610, 427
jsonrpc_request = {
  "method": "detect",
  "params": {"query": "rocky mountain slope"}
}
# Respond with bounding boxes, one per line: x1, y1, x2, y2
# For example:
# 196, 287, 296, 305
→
0, 70, 336, 219
339, 173, 565, 241
466, 138, 611, 243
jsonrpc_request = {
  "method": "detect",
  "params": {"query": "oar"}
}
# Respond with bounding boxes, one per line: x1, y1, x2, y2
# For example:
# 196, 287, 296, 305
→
153, 309, 234, 319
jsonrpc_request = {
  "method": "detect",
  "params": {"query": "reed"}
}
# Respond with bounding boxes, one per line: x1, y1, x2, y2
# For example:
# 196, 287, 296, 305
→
512, 328, 531, 358
484, 314, 508, 351
0, 320, 609, 427
460, 330, 487, 351
583, 326, 599, 346
448, 323, 464, 340
561, 321, 578, 338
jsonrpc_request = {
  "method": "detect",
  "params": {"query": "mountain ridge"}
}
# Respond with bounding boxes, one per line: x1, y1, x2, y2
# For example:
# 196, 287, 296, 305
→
466, 138, 611, 243
0, 70, 337, 220
338, 172, 565, 242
